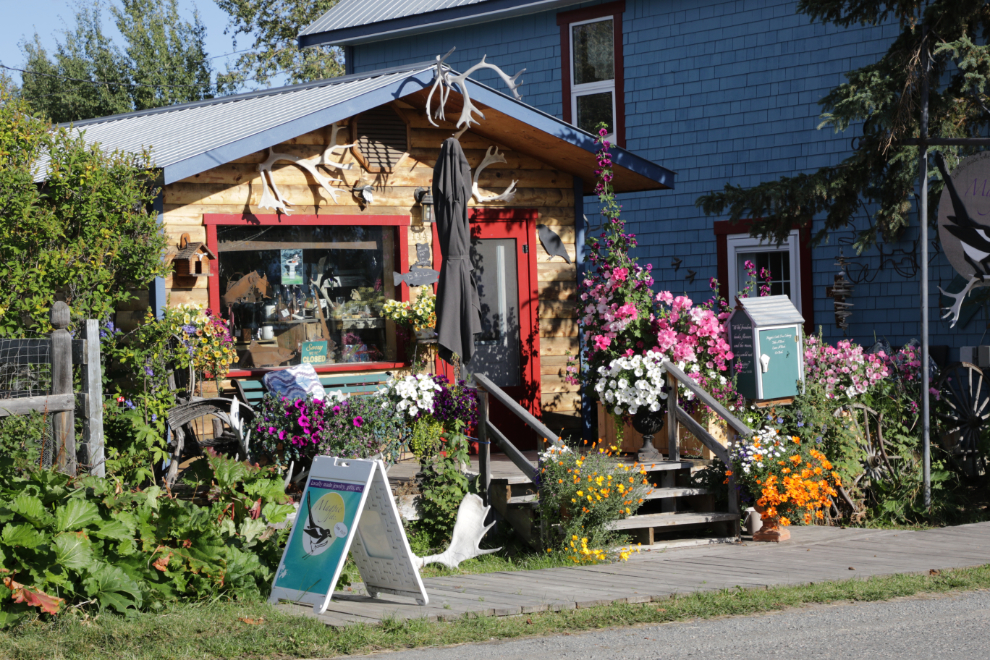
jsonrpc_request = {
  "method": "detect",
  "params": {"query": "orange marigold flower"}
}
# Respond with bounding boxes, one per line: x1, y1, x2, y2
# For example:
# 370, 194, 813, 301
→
779, 516, 791, 526
792, 436, 801, 444
790, 455, 802, 465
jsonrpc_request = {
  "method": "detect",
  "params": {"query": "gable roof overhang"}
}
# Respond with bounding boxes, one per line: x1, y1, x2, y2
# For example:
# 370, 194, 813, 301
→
37, 64, 673, 194
298, 0, 586, 48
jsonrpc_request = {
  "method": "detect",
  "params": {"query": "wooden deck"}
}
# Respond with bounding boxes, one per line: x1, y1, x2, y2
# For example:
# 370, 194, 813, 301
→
279, 521, 990, 627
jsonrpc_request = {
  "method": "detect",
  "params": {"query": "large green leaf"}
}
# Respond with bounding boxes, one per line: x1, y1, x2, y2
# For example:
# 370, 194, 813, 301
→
92, 519, 133, 542
238, 517, 267, 543
1, 523, 47, 548
261, 502, 294, 524
7, 494, 50, 528
55, 499, 102, 532
55, 532, 95, 571
82, 564, 143, 612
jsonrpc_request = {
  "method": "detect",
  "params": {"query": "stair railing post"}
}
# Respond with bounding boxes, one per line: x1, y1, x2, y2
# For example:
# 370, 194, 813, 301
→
50, 302, 76, 476
666, 371, 679, 462
477, 389, 491, 507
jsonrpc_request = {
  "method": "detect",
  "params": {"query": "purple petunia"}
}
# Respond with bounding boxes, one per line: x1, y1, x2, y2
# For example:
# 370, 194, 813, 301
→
352, 416, 363, 428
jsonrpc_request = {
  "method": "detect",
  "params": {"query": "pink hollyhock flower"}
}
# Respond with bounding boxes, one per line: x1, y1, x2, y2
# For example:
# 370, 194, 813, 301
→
657, 291, 674, 304
612, 267, 629, 282
594, 335, 612, 351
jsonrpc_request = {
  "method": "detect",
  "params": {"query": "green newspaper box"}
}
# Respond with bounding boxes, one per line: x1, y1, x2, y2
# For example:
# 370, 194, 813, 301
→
728, 296, 805, 401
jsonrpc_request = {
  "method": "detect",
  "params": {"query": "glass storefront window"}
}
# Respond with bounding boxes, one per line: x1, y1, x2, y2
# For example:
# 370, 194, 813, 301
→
215, 224, 397, 369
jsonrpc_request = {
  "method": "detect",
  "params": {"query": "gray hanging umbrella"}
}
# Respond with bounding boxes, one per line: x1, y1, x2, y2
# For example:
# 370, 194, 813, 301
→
432, 137, 482, 365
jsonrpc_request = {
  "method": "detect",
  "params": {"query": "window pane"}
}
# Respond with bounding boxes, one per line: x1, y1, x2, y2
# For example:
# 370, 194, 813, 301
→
737, 250, 792, 299
572, 19, 613, 85
216, 225, 394, 369
576, 91, 613, 134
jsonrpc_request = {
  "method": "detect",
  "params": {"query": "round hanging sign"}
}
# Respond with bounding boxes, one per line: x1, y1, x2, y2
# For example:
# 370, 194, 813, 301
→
937, 151, 990, 279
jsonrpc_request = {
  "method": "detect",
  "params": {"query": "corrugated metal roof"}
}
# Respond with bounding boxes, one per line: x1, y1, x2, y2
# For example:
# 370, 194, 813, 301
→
297, 0, 585, 47
301, 0, 488, 36
736, 296, 805, 327
36, 62, 435, 184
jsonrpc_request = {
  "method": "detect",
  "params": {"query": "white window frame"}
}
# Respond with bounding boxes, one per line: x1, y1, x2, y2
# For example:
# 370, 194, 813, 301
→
726, 229, 802, 315
569, 16, 616, 140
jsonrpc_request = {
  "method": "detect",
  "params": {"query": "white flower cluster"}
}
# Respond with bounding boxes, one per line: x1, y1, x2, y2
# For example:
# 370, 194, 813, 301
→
380, 373, 441, 418
595, 352, 668, 416
728, 426, 784, 475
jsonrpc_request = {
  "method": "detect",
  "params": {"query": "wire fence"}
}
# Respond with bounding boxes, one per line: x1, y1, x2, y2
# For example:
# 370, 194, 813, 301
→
0, 339, 53, 399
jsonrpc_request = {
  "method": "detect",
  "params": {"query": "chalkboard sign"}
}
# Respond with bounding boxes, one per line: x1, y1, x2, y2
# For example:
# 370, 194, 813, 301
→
727, 296, 805, 401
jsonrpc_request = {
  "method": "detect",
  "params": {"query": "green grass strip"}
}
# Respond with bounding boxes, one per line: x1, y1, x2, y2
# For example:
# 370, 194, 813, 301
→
5, 564, 990, 660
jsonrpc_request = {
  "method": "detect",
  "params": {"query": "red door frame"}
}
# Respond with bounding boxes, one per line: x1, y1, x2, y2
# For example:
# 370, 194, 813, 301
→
434, 208, 542, 421
203, 213, 411, 377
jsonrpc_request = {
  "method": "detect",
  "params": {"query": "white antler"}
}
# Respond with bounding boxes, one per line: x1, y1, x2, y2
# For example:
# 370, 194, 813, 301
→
939, 275, 990, 327
320, 122, 356, 170
413, 493, 500, 569
257, 147, 345, 213
426, 48, 525, 133
472, 146, 518, 203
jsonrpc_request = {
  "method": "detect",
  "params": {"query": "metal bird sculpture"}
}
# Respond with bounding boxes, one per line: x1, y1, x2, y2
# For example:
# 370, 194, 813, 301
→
934, 152, 990, 326
685, 269, 697, 284
536, 224, 571, 263
353, 184, 375, 207
671, 257, 682, 272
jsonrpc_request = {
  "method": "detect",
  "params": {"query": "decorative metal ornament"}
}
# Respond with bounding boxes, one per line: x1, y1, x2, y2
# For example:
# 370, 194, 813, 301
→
934, 151, 990, 326
426, 48, 525, 136
393, 243, 440, 288
832, 253, 854, 333
471, 146, 518, 203
536, 224, 571, 263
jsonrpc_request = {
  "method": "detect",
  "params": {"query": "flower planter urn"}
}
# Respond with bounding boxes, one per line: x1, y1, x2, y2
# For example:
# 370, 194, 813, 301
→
753, 503, 790, 542
631, 405, 666, 462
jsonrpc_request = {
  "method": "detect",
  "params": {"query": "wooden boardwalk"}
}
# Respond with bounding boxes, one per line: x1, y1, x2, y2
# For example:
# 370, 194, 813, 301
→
278, 521, 990, 627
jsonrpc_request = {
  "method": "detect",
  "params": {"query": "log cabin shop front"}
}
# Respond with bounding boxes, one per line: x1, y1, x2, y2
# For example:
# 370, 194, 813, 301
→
57, 62, 675, 441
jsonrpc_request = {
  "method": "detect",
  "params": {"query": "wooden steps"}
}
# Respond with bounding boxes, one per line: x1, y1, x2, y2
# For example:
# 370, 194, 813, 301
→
507, 486, 710, 507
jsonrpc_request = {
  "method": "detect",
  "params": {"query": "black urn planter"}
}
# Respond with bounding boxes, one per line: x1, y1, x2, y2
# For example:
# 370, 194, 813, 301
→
631, 402, 667, 461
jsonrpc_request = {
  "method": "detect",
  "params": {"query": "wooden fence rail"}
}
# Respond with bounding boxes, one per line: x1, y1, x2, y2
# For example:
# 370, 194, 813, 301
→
0, 302, 104, 477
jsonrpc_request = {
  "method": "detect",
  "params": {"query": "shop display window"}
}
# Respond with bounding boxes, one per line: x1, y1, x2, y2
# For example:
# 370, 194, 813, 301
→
212, 223, 400, 370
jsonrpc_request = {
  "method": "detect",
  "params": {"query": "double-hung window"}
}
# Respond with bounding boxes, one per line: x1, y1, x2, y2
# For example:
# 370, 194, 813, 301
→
558, 1, 625, 146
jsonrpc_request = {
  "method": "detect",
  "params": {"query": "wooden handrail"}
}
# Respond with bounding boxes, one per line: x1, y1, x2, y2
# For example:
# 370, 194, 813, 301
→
663, 362, 754, 437
471, 372, 562, 446
486, 420, 539, 483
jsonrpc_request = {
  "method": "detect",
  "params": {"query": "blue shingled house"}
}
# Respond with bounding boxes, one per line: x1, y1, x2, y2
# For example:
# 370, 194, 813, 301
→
298, 0, 981, 364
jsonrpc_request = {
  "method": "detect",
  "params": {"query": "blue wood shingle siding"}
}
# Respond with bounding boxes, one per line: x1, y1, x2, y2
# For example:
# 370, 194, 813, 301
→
353, 0, 980, 355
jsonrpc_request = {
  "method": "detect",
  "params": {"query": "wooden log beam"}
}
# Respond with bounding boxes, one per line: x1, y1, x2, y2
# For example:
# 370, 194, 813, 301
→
0, 393, 75, 417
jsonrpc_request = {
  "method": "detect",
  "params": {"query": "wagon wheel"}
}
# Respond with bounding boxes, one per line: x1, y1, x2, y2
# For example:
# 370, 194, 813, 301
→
936, 362, 989, 477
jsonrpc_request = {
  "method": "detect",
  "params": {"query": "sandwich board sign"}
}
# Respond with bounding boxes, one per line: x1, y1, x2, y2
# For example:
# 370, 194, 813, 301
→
268, 456, 428, 613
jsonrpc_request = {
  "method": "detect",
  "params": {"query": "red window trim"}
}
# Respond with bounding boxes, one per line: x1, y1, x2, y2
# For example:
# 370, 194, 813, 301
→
205, 213, 412, 376
713, 219, 814, 336
557, 0, 626, 148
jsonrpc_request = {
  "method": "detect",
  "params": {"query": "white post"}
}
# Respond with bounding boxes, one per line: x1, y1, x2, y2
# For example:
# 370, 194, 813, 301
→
82, 319, 105, 477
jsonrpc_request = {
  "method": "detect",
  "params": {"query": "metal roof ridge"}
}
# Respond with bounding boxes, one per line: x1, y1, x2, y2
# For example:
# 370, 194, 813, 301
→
57, 61, 436, 130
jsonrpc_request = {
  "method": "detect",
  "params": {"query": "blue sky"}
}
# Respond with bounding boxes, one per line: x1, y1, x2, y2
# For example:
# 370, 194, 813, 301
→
0, 0, 244, 86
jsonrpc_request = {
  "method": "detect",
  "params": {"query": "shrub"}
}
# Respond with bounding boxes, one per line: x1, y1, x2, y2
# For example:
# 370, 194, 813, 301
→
538, 443, 649, 563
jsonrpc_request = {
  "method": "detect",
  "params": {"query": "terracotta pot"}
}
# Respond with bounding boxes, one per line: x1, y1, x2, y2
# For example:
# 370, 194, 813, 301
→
753, 503, 791, 542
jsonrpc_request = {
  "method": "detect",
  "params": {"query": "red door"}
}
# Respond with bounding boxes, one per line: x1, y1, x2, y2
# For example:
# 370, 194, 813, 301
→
437, 209, 541, 450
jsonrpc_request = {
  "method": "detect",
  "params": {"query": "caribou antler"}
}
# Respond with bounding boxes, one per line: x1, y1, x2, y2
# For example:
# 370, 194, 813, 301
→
426, 48, 525, 133
939, 274, 990, 327
472, 146, 518, 203
413, 493, 499, 569
258, 147, 346, 213
320, 123, 356, 170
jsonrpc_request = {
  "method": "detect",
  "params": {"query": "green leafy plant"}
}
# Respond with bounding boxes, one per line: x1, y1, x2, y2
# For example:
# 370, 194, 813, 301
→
0, 452, 292, 628
411, 420, 472, 549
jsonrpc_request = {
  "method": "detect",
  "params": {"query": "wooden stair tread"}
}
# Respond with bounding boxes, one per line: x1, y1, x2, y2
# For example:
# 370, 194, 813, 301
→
608, 511, 737, 530
506, 487, 710, 507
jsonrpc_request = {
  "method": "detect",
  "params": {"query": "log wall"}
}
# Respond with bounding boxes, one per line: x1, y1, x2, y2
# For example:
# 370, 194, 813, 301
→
142, 103, 581, 425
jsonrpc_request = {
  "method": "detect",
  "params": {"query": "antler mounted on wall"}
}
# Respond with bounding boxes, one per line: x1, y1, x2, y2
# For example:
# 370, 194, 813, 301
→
472, 146, 517, 203
258, 122, 355, 214
426, 48, 525, 137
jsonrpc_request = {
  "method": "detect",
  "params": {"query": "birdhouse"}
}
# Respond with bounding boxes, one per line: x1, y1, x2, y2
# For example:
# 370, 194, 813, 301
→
727, 295, 806, 402
172, 233, 216, 282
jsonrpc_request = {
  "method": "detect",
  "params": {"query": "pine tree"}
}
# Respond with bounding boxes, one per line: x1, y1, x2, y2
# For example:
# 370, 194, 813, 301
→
695, 1, 990, 253
214, 0, 344, 87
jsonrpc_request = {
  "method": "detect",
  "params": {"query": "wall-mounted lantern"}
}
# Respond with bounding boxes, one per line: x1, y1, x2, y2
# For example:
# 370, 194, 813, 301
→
415, 187, 434, 224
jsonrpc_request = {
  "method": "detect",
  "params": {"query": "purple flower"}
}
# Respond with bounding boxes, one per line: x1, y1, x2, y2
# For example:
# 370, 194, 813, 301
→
124, 399, 136, 410
353, 416, 364, 428
278, 430, 285, 440
268, 426, 275, 434
144, 366, 154, 377
332, 405, 341, 415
